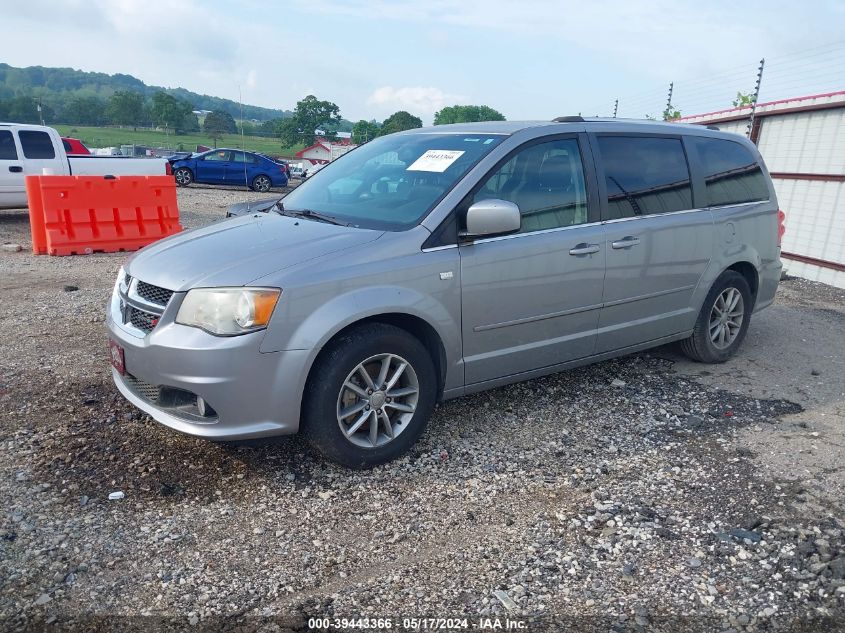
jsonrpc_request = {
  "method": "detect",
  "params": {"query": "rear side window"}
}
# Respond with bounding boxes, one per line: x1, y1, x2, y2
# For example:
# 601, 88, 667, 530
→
19, 131, 56, 159
232, 151, 256, 163
472, 138, 589, 234
597, 136, 692, 219
0, 131, 18, 160
690, 137, 769, 206
62, 139, 72, 152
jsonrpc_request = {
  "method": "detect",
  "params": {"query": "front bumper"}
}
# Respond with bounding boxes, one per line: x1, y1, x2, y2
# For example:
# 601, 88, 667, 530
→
106, 287, 309, 440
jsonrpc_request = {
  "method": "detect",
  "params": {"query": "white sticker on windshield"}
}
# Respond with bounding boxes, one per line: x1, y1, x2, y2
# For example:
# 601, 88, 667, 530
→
406, 150, 465, 173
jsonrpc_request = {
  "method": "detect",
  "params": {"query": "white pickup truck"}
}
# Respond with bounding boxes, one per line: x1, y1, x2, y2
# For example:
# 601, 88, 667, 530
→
0, 122, 170, 209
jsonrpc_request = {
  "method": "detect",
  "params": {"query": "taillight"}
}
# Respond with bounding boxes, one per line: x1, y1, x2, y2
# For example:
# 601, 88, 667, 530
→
777, 209, 786, 246
165, 162, 173, 176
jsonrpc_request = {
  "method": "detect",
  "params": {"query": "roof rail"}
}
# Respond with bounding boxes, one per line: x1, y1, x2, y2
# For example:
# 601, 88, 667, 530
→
552, 116, 585, 123
706, 124, 720, 131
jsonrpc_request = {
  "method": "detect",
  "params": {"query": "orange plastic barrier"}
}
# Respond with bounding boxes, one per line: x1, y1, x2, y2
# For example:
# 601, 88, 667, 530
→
26, 175, 182, 256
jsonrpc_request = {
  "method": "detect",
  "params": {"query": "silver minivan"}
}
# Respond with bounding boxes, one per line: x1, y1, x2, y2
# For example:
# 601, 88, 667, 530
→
106, 118, 783, 467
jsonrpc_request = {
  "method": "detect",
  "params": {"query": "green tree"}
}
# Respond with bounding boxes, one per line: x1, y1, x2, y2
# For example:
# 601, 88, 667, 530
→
4, 96, 40, 123
379, 111, 422, 136
351, 119, 380, 144
732, 92, 756, 107
150, 91, 194, 134
106, 90, 145, 130
180, 111, 200, 133
278, 95, 342, 147
63, 95, 106, 125
433, 105, 506, 125
662, 106, 681, 121
203, 110, 236, 146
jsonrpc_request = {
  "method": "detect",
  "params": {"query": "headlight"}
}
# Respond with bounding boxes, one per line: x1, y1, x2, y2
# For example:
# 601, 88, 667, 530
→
176, 287, 281, 336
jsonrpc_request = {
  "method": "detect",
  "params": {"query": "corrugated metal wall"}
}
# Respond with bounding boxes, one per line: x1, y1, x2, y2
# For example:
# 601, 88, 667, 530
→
681, 94, 845, 288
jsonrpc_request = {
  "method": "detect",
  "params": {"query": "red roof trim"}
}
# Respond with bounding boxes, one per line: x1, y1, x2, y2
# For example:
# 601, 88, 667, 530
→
676, 90, 845, 122
295, 142, 331, 158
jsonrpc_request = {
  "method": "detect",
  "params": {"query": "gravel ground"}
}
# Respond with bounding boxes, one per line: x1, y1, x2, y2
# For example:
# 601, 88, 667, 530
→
1, 188, 844, 632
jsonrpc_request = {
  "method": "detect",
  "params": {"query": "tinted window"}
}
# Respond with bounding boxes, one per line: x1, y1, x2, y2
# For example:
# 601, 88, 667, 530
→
0, 131, 17, 160
203, 150, 230, 162
19, 131, 56, 159
598, 136, 692, 219
472, 138, 588, 233
232, 151, 256, 163
62, 139, 72, 152
691, 137, 769, 206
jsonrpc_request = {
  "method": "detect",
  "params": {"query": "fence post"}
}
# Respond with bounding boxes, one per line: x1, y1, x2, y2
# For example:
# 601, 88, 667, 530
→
746, 58, 765, 142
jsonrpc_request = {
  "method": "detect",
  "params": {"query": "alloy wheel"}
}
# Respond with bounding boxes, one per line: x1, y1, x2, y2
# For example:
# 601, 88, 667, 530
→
709, 287, 744, 349
336, 353, 419, 448
253, 176, 271, 192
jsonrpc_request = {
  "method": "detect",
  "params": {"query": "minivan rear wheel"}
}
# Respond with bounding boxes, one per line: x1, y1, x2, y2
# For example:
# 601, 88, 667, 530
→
302, 323, 437, 468
680, 270, 752, 363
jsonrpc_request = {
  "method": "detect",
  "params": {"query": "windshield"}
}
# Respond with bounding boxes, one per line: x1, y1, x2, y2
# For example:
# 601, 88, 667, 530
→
279, 133, 506, 230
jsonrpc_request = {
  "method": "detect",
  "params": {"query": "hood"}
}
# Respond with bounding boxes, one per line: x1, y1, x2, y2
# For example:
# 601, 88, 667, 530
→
226, 197, 280, 217
125, 213, 384, 291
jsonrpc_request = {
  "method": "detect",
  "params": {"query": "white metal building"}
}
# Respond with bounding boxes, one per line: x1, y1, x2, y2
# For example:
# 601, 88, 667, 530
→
678, 91, 845, 288
295, 139, 357, 166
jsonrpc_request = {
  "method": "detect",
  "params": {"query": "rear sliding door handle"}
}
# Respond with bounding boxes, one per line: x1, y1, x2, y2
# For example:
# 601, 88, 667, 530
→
611, 236, 640, 249
569, 243, 600, 256
8, 166, 23, 173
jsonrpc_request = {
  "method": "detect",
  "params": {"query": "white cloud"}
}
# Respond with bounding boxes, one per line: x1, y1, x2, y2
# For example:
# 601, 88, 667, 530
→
367, 86, 469, 116
245, 70, 258, 90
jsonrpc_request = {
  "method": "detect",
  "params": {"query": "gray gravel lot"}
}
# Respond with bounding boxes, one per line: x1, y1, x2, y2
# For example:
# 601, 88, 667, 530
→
1, 187, 844, 632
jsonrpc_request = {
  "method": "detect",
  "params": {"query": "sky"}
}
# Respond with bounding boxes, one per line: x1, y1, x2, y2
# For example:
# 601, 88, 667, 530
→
2, 0, 844, 124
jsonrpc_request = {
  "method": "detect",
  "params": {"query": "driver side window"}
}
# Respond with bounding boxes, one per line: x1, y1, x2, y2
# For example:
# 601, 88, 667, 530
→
473, 138, 588, 234
204, 150, 231, 162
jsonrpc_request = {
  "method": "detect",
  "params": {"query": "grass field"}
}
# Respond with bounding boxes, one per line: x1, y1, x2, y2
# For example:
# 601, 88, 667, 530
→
51, 125, 303, 157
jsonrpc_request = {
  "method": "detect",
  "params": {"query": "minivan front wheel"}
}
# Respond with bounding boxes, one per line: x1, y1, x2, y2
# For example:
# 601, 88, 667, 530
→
680, 270, 752, 363
302, 323, 436, 468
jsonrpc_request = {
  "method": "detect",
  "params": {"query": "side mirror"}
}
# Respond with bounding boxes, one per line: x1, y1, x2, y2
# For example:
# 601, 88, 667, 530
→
463, 199, 521, 238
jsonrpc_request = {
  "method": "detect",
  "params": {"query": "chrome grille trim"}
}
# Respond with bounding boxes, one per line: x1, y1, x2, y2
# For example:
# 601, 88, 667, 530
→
116, 277, 173, 335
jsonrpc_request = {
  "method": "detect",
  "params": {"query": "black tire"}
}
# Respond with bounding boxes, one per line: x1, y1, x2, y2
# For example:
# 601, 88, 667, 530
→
301, 323, 437, 468
680, 270, 753, 363
173, 167, 193, 187
251, 174, 272, 192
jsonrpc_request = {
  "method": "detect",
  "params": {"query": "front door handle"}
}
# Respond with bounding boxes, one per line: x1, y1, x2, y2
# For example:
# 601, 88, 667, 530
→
569, 243, 600, 256
8, 166, 23, 173
611, 236, 640, 249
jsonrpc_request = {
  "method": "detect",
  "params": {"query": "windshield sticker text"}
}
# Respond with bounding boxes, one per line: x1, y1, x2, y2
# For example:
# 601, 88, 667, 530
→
407, 149, 465, 173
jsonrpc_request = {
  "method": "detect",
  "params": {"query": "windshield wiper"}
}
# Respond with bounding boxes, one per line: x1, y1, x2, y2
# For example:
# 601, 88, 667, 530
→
282, 207, 350, 226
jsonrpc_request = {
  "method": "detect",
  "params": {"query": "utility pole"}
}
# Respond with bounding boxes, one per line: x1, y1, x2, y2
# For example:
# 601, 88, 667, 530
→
746, 58, 765, 142
612, 99, 619, 118
37, 98, 44, 126
663, 82, 674, 121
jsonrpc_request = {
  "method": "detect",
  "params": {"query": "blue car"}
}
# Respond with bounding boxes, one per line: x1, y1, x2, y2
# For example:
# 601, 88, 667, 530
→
170, 148, 288, 192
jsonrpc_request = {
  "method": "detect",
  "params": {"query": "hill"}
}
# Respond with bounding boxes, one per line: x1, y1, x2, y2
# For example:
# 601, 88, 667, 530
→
0, 63, 291, 122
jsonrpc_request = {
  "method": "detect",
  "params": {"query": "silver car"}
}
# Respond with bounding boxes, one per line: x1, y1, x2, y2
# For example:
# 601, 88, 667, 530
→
106, 118, 783, 467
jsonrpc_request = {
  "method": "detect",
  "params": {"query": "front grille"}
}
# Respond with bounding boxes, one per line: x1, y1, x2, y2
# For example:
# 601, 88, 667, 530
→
136, 281, 174, 307
124, 272, 132, 286
123, 374, 160, 404
127, 305, 159, 333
